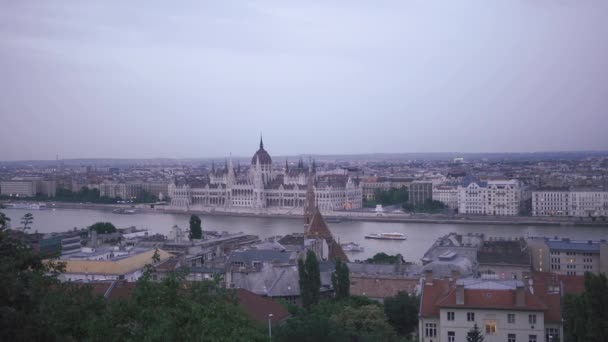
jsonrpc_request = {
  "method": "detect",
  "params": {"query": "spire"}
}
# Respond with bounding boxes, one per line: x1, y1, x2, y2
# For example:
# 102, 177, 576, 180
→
259, 134, 264, 150
211, 160, 215, 173
285, 158, 289, 172
305, 170, 316, 225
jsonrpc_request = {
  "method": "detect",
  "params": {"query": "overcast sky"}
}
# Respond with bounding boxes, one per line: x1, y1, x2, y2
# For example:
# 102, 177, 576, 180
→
1, 0, 607, 160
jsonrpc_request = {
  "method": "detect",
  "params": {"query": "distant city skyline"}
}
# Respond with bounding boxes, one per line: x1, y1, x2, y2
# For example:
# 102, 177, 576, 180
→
1, 1, 608, 161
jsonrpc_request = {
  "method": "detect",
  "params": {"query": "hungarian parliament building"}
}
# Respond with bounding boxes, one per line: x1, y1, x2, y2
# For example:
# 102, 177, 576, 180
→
168, 138, 363, 211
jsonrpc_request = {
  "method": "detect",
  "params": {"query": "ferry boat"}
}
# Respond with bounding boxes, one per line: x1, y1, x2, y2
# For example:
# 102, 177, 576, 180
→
112, 208, 137, 214
7, 202, 47, 210
341, 242, 364, 252
364, 232, 407, 240
326, 217, 342, 223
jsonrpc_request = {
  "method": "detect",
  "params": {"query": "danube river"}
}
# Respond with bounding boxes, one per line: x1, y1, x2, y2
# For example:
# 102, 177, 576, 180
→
3, 208, 607, 262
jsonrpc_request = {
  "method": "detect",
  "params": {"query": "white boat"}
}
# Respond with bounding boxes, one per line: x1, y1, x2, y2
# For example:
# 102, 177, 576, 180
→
341, 242, 364, 252
364, 232, 407, 240
8, 202, 47, 210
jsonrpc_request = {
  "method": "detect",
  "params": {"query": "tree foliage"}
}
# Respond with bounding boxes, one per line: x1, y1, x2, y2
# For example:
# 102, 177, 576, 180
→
54, 187, 118, 203
331, 259, 350, 300
189, 214, 203, 240
466, 323, 485, 342
331, 304, 398, 342
0, 205, 10, 230
365, 252, 405, 264
298, 250, 321, 310
0, 225, 265, 341
89, 221, 117, 234
564, 272, 608, 342
20, 212, 34, 231
383, 291, 419, 336
403, 198, 446, 213
364, 186, 409, 207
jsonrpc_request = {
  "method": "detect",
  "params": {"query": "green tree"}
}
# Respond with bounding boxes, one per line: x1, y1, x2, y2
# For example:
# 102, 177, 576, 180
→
298, 250, 321, 309
564, 272, 608, 342
365, 252, 405, 264
331, 259, 350, 300
384, 291, 419, 336
20, 212, 34, 231
0, 205, 10, 230
331, 304, 398, 342
466, 323, 485, 342
189, 214, 202, 240
89, 222, 117, 234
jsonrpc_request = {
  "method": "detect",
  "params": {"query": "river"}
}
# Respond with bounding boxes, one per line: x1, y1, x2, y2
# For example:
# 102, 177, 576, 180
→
3, 208, 607, 262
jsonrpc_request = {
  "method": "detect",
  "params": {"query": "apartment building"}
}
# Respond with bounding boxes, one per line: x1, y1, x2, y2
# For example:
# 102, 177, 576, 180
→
531, 188, 608, 217
531, 189, 570, 216
433, 185, 459, 209
419, 273, 579, 342
410, 181, 433, 206
458, 179, 522, 216
527, 237, 608, 276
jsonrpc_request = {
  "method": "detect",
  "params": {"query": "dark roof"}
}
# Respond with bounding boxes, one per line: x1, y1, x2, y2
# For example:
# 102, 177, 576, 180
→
477, 240, 531, 266
251, 137, 272, 165
307, 209, 348, 261
227, 249, 293, 266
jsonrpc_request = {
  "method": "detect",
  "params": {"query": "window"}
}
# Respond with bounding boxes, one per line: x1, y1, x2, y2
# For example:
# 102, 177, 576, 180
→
529, 314, 537, 325
448, 331, 455, 342
546, 328, 560, 341
467, 312, 475, 322
485, 320, 497, 335
508, 313, 516, 324
447, 312, 455, 321
508, 333, 516, 342
529, 335, 537, 342
425, 323, 437, 338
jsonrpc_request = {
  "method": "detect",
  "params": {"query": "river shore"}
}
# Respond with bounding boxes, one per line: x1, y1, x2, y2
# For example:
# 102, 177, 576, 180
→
4, 200, 607, 228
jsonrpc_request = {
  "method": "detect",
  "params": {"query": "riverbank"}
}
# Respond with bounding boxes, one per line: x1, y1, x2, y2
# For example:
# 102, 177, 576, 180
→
5, 200, 606, 228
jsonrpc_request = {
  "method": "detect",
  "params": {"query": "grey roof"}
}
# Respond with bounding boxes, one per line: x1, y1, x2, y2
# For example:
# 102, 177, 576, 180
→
546, 240, 600, 253
227, 249, 294, 266
347, 263, 413, 276
462, 176, 487, 187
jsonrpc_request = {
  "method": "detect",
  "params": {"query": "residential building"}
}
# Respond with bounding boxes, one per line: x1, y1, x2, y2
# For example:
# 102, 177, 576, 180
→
433, 185, 459, 209
527, 237, 608, 276
419, 273, 583, 342
1, 180, 37, 197
410, 181, 433, 206
458, 178, 523, 216
569, 188, 608, 217
531, 189, 570, 216
477, 239, 531, 280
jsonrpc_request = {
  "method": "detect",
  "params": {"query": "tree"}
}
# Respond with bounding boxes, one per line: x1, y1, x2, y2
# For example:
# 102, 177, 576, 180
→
365, 252, 405, 264
20, 212, 33, 231
0, 205, 10, 230
331, 259, 350, 300
298, 250, 321, 309
384, 291, 419, 336
189, 214, 202, 240
331, 305, 397, 342
466, 324, 485, 342
563, 273, 608, 342
89, 222, 117, 234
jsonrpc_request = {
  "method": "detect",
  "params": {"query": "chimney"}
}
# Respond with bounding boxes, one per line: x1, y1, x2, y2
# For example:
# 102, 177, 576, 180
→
456, 283, 465, 305
515, 284, 525, 306
424, 270, 434, 285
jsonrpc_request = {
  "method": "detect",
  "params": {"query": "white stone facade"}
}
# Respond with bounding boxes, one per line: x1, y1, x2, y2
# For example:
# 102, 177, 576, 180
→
458, 179, 522, 216
433, 186, 459, 209
531, 189, 608, 217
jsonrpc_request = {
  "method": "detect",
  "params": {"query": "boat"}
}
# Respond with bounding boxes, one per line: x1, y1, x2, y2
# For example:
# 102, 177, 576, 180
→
112, 208, 137, 214
341, 242, 364, 252
364, 232, 407, 240
326, 217, 342, 223
7, 202, 47, 210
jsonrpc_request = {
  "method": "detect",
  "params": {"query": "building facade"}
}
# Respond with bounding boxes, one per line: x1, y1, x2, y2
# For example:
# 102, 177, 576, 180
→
168, 138, 363, 211
532, 188, 608, 217
527, 237, 608, 276
433, 185, 459, 209
458, 179, 523, 216
531, 189, 570, 217
410, 181, 433, 206
0, 180, 37, 197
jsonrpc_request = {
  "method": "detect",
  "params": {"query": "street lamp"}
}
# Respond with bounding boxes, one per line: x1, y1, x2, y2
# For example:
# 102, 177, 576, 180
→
268, 313, 273, 341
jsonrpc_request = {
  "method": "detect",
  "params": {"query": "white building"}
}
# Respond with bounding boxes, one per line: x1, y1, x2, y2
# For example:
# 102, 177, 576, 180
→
169, 138, 363, 211
0, 180, 37, 197
531, 188, 608, 217
419, 274, 570, 342
433, 185, 459, 209
458, 179, 523, 216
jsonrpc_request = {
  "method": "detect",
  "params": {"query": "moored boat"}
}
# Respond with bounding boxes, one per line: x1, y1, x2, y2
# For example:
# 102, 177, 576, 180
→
341, 242, 364, 252
364, 232, 407, 240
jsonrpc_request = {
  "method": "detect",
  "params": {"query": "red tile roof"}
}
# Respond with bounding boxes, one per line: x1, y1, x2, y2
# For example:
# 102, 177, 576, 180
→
235, 289, 290, 325
350, 276, 418, 299
436, 287, 547, 312
419, 279, 451, 318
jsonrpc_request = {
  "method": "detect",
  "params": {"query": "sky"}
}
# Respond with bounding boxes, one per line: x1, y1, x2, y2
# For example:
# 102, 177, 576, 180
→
1, 0, 607, 161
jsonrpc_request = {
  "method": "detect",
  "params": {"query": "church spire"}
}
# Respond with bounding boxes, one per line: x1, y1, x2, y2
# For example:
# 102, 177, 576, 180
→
259, 134, 264, 149
285, 158, 289, 172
